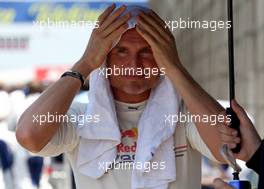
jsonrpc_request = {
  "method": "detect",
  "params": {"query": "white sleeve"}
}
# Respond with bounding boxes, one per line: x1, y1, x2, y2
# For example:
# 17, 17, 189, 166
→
186, 121, 218, 162
33, 102, 86, 157
182, 104, 218, 162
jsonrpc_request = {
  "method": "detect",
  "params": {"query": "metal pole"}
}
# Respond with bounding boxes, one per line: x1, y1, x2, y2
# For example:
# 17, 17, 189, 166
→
226, 0, 241, 153
227, 0, 235, 105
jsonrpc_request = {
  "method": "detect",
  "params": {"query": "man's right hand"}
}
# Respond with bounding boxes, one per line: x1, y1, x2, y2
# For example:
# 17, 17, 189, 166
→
16, 4, 131, 153
218, 100, 261, 162
79, 4, 130, 72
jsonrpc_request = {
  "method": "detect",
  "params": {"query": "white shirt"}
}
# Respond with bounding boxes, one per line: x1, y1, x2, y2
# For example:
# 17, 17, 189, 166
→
34, 100, 217, 189
114, 100, 147, 164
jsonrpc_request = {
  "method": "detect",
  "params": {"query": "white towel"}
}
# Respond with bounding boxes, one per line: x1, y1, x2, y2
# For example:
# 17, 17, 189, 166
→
76, 5, 181, 189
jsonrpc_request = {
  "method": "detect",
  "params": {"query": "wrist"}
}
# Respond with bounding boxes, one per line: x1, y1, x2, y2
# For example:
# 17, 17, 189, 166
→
72, 59, 94, 79
247, 139, 262, 161
61, 71, 84, 87
164, 59, 183, 77
245, 140, 263, 174
165, 60, 190, 85
81, 50, 102, 70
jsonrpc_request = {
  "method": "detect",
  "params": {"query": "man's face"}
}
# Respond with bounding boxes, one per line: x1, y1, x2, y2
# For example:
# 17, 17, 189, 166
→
107, 28, 160, 95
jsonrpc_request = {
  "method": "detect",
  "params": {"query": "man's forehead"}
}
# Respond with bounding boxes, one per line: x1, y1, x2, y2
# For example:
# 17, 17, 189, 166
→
119, 28, 147, 43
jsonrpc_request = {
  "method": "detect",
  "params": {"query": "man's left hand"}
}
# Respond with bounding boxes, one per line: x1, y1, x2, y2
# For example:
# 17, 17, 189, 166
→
135, 11, 181, 74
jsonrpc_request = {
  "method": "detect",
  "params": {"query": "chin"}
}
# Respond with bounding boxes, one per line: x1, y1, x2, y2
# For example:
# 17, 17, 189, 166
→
121, 86, 148, 95
110, 80, 149, 95
121, 81, 148, 94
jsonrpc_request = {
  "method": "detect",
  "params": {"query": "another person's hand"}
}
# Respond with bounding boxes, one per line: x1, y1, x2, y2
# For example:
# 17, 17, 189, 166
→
213, 178, 234, 189
218, 100, 261, 161
79, 4, 130, 71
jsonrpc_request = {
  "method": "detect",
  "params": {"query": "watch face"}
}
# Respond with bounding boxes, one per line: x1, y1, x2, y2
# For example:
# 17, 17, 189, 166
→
229, 180, 251, 189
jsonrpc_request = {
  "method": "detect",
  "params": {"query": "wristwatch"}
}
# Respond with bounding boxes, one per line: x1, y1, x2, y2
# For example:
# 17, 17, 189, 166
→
61, 70, 85, 86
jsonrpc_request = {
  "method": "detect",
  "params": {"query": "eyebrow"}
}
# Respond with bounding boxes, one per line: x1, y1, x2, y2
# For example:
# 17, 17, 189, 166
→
114, 45, 127, 49
139, 47, 152, 52
114, 45, 152, 50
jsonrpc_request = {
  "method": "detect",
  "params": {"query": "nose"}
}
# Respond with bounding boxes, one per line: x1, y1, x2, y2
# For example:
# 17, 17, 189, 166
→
126, 54, 143, 69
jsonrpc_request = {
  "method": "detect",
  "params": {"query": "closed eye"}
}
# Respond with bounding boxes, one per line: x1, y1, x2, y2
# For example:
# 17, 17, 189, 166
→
115, 47, 128, 57
139, 47, 153, 57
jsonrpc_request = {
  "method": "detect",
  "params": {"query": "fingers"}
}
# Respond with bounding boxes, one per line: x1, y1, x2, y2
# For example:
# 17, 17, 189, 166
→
135, 25, 157, 46
136, 15, 163, 42
149, 10, 167, 29
218, 123, 240, 149
220, 133, 240, 144
227, 143, 237, 149
106, 23, 128, 43
102, 13, 130, 37
149, 11, 172, 34
219, 123, 237, 136
213, 178, 234, 189
98, 4, 116, 25
138, 12, 170, 41
100, 5, 127, 31
94, 5, 130, 43
231, 100, 248, 123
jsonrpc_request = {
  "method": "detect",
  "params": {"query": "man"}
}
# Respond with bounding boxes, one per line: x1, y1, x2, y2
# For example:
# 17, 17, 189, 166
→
16, 4, 227, 189
213, 100, 263, 189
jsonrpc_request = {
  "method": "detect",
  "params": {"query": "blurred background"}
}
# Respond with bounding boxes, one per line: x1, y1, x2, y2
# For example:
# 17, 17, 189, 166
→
0, 0, 263, 188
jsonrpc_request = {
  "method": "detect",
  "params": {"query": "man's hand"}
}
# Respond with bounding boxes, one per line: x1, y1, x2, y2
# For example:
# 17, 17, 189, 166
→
79, 4, 130, 72
218, 100, 261, 162
135, 11, 181, 73
213, 178, 234, 189
135, 10, 228, 162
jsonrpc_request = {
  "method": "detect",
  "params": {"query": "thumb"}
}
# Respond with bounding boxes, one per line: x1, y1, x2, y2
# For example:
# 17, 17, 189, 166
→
231, 100, 248, 123
213, 178, 234, 189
